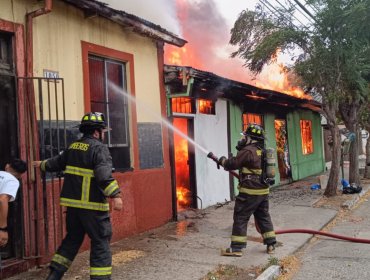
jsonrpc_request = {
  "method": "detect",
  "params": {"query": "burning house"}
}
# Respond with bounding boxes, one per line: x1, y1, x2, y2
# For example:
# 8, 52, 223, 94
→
0, 0, 186, 277
165, 65, 325, 207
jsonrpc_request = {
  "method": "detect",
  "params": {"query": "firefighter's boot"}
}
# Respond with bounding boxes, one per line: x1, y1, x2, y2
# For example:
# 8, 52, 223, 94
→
46, 269, 64, 280
220, 247, 242, 257
266, 244, 275, 254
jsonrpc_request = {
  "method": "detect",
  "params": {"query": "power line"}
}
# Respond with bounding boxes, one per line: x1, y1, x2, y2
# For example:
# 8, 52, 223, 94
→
284, 0, 316, 24
291, 0, 317, 22
260, 0, 299, 29
273, 0, 312, 30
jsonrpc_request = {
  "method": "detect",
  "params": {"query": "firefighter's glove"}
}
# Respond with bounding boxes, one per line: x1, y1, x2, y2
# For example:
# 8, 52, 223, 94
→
217, 156, 227, 169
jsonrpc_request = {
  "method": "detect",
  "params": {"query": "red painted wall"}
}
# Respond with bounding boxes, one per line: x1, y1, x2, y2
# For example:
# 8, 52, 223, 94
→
0, 12, 173, 280
81, 41, 173, 241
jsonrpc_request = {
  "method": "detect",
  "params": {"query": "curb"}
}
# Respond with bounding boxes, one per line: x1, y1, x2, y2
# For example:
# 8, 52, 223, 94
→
255, 265, 280, 280
342, 186, 369, 209
257, 186, 369, 280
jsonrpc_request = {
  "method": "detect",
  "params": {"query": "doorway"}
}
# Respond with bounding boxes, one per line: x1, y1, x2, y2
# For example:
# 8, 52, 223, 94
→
0, 32, 22, 259
274, 119, 292, 183
172, 117, 197, 210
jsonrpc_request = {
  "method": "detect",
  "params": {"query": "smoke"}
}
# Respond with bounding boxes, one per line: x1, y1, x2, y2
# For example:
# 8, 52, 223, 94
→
101, 0, 181, 35
165, 0, 254, 83
102, 0, 254, 83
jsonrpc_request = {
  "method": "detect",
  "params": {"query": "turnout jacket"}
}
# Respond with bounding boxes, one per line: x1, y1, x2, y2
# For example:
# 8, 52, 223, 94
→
41, 135, 120, 211
223, 141, 269, 195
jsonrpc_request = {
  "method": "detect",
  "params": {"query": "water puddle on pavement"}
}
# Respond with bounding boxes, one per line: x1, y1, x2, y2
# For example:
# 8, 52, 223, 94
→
176, 220, 199, 236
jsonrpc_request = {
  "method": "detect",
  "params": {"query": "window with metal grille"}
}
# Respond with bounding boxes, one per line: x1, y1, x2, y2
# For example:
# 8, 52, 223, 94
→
242, 113, 263, 130
300, 120, 313, 155
171, 97, 195, 114
198, 99, 215, 115
88, 55, 131, 170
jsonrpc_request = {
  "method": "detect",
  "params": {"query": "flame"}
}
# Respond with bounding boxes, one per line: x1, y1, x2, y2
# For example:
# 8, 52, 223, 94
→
165, 1, 310, 100
198, 99, 213, 114
176, 186, 191, 207
173, 118, 192, 209
255, 57, 311, 99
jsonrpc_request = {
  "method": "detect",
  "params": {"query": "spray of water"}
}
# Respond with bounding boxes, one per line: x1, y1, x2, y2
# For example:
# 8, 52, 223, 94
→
108, 82, 210, 155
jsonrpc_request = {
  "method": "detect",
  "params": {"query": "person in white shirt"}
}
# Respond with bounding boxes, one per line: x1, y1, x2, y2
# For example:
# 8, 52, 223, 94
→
0, 159, 27, 247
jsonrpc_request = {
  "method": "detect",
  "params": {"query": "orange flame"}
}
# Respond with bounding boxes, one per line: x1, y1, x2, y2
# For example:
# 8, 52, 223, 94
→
176, 186, 191, 207
173, 118, 191, 209
255, 58, 310, 99
165, 1, 310, 100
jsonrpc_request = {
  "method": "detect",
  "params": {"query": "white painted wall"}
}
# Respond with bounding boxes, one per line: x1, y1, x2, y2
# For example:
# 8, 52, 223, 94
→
194, 99, 230, 208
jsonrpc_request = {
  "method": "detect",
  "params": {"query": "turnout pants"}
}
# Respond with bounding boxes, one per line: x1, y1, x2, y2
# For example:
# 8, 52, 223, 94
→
231, 193, 276, 249
50, 207, 113, 280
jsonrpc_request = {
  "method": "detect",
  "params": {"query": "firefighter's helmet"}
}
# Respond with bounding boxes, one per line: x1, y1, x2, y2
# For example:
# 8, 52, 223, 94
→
79, 112, 107, 132
241, 123, 265, 140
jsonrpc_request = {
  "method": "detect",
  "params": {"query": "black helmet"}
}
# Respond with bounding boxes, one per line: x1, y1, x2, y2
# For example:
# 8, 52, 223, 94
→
79, 112, 107, 132
241, 123, 265, 140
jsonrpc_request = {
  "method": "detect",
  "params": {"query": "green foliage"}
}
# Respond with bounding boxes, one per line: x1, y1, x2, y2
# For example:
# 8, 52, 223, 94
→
230, 9, 308, 73
261, 256, 279, 272
230, 0, 370, 107
230, 0, 370, 193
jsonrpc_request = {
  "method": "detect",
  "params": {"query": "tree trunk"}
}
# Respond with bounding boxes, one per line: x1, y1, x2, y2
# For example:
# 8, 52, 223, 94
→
364, 127, 370, 178
324, 125, 341, 196
348, 124, 360, 185
339, 101, 361, 185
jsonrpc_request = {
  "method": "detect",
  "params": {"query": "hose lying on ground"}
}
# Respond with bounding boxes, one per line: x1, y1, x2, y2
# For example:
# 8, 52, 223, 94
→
206, 152, 370, 244
275, 229, 370, 244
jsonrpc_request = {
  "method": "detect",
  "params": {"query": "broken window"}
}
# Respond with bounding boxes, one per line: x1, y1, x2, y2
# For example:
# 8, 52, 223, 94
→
242, 113, 263, 130
198, 99, 215, 115
300, 120, 313, 155
88, 55, 131, 170
171, 97, 195, 114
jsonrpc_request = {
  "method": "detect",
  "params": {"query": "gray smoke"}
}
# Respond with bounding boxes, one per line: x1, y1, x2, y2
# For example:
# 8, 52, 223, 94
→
101, 0, 181, 36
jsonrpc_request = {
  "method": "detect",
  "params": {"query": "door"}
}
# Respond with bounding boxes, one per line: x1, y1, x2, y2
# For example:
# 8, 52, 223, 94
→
274, 119, 292, 183
0, 32, 22, 259
172, 117, 197, 210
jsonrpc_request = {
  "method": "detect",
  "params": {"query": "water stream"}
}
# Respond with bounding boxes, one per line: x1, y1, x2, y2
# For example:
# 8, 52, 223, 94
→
109, 82, 210, 155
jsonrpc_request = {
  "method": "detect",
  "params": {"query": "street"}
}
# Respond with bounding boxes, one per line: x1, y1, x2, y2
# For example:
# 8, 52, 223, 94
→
293, 191, 370, 280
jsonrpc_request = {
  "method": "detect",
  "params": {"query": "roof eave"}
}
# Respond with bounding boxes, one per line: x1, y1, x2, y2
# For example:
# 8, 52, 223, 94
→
62, 0, 187, 47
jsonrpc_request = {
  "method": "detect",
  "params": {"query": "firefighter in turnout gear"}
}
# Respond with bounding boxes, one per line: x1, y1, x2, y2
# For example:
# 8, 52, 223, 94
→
218, 123, 276, 257
33, 112, 123, 280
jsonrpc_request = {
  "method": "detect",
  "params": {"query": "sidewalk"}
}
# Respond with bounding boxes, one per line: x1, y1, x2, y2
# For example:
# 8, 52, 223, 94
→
8, 175, 367, 280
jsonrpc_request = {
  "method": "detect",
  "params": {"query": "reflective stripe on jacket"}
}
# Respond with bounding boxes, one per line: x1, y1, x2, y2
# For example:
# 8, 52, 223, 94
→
223, 141, 269, 194
41, 135, 120, 211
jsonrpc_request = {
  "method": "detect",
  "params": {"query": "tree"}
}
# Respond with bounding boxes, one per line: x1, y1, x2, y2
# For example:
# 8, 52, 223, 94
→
229, 0, 370, 196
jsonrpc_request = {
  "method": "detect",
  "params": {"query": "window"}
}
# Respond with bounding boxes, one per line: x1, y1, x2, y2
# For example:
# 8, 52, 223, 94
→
242, 113, 263, 130
198, 99, 215, 115
300, 120, 313, 154
88, 55, 130, 170
171, 97, 195, 114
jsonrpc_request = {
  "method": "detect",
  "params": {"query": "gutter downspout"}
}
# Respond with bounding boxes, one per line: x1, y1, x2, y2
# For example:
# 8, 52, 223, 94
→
24, 0, 52, 264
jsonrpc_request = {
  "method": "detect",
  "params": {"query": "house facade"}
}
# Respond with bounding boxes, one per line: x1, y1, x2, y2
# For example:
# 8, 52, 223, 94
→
0, 0, 185, 276
165, 65, 325, 205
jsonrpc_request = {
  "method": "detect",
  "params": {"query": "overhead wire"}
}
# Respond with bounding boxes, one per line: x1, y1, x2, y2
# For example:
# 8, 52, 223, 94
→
273, 0, 313, 30
259, 0, 302, 30
291, 0, 317, 22
285, 0, 316, 24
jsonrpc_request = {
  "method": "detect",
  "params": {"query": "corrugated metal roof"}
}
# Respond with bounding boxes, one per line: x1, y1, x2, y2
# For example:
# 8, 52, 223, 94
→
61, 0, 187, 47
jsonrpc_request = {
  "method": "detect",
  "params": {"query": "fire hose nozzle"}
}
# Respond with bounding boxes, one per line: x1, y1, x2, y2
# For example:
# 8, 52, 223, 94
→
207, 152, 218, 161
207, 152, 240, 179
207, 152, 221, 169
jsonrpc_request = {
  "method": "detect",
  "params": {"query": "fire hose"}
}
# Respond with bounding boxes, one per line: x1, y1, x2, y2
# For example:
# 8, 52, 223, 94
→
207, 152, 370, 244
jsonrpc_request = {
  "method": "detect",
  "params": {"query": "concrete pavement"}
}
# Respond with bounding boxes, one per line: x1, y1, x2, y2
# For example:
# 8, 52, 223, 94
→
293, 184, 370, 280
7, 174, 365, 280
